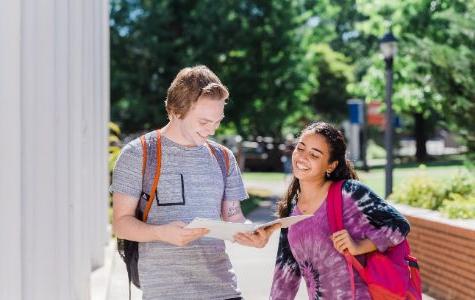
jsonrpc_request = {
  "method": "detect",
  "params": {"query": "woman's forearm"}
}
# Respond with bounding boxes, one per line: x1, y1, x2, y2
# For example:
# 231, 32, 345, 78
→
355, 238, 377, 255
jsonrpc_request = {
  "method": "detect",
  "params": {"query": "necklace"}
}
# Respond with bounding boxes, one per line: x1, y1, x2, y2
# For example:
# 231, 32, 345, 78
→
296, 191, 327, 214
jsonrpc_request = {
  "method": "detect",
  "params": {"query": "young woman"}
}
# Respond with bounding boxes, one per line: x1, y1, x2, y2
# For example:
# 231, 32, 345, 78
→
269, 122, 410, 299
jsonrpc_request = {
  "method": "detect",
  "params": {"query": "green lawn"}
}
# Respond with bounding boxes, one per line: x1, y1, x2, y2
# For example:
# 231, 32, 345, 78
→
243, 162, 468, 197
242, 172, 287, 182
357, 165, 466, 196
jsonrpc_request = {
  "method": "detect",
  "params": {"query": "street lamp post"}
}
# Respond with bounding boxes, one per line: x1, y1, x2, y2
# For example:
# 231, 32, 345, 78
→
380, 31, 397, 198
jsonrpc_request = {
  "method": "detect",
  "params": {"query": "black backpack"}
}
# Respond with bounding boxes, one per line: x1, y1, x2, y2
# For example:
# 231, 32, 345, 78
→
116, 130, 230, 297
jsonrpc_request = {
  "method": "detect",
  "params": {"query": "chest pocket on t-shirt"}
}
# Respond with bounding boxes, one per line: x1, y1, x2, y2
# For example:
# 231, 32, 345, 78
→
156, 173, 185, 206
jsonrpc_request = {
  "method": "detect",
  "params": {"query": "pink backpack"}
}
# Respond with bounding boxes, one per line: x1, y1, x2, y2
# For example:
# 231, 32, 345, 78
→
326, 180, 422, 300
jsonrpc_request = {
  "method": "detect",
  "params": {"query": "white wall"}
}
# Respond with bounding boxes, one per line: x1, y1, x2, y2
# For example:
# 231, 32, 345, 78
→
0, 0, 109, 299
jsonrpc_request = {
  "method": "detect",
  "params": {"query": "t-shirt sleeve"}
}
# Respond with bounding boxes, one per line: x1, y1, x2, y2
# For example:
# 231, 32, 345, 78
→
342, 180, 410, 252
223, 150, 249, 202
109, 139, 143, 200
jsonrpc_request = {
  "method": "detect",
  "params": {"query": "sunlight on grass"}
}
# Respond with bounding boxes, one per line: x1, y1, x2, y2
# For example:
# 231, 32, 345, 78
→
247, 187, 274, 198
358, 165, 466, 196
243, 172, 286, 182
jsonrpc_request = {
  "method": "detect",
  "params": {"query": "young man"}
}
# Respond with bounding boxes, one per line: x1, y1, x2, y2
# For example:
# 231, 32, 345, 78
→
111, 66, 275, 300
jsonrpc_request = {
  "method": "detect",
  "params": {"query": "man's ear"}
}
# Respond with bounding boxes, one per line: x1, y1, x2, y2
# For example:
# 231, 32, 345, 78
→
168, 112, 180, 120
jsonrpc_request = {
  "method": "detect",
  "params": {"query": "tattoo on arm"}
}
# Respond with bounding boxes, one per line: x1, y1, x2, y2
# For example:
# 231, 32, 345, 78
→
227, 201, 241, 217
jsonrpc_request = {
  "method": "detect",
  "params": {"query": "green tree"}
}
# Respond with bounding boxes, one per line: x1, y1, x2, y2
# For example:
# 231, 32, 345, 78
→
410, 5, 475, 155
278, 0, 363, 125
110, 0, 317, 137
350, 0, 473, 161
307, 44, 354, 122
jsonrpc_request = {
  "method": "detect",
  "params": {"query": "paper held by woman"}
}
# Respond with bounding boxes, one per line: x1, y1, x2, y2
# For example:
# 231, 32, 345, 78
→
186, 215, 312, 241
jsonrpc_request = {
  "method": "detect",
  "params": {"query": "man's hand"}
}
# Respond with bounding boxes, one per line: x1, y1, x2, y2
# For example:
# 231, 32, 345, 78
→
158, 221, 209, 247
233, 223, 281, 248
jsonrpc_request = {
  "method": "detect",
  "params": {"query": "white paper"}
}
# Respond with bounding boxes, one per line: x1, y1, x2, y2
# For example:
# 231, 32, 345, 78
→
185, 215, 312, 241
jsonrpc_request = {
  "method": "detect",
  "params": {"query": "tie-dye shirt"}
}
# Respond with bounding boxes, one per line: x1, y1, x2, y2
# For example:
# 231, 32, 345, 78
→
270, 180, 410, 300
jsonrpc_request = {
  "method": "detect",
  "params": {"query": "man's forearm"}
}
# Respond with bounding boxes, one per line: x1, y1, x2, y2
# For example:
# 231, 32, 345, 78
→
224, 212, 246, 223
113, 215, 163, 242
221, 200, 246, 223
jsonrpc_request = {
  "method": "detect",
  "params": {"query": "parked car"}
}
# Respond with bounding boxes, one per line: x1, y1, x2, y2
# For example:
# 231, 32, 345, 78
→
240, 137, 286, 172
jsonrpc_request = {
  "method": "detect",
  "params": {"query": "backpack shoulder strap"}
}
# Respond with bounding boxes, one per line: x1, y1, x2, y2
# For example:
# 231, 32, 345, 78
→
207, 142, 231, 180
139, 135, 147, 178
141, 130, 162, 222
326, 180, 345, 233
219, 145, 230, 174
326, 180, 357, 300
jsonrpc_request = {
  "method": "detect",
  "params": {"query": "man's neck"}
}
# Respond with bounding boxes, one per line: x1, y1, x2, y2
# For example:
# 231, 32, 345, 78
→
160, 121, 198, 147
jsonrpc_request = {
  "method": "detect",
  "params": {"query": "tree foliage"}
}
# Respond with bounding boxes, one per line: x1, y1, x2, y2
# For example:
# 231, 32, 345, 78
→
110, 0, 318, 137
411, 4, 475, 152
110, 0, 474, 156
350, 0, 474, 154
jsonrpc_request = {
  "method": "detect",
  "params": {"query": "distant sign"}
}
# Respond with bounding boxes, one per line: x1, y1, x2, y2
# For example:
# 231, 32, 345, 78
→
347, 99, 364, 125
367, 101, 385, 128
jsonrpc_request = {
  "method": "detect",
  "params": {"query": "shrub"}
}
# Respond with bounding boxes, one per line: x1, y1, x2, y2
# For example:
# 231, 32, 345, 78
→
390, 168, 475, 219
366, 139, 386, 160
390, 175, 445, 210
442, 173, 474, 197
109, 122, 122, 174
440, 194, 475, 219
108, 122, 123, 219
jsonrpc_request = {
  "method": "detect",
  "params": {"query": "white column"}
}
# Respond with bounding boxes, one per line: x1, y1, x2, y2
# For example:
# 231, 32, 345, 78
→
21, 0, 59, 298
0, 0, 109, 298
102, 0, 110, 251
0, 1, 22, 299
101, 0, 111, 251
91, 0, 111, 269
53, 0, 73, 298
69, 0, 93, 298
89, 0, 107, 269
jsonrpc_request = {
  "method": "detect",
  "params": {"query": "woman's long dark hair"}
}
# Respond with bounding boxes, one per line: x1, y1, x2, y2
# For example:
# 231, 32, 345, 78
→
277, 121, 358, 217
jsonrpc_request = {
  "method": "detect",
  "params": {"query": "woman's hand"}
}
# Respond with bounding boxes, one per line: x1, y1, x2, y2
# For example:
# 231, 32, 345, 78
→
331, 229, 359, 255
233, 223, 281, 248
331, 229, 377, 256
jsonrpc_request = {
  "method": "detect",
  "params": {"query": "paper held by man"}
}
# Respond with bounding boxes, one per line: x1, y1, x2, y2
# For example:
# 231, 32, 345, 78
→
186, 215, 312, 241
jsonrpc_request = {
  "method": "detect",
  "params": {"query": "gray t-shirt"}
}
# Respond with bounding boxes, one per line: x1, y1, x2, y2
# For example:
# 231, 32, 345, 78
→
111, 133, 248, 300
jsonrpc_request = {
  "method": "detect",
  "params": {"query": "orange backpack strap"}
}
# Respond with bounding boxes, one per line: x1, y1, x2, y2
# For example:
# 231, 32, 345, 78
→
142, 130, 161, 222
207, 142, 231, 179
219, 145, 230, 176
139, 135, 147, 178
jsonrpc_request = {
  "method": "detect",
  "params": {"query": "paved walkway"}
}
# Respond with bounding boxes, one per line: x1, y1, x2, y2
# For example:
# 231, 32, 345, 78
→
98, 177, 435, 299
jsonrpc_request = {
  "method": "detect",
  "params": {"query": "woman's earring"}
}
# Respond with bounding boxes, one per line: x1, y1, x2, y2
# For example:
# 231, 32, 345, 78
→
326, 170, 331, 178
